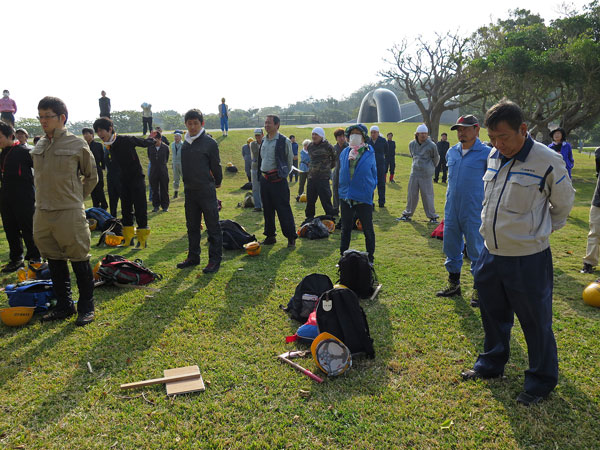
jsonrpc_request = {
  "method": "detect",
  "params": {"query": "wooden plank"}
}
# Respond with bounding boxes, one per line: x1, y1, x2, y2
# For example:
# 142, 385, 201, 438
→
369, 284, 383, 301
120, 367, 200, 390
165, 365, 205, 395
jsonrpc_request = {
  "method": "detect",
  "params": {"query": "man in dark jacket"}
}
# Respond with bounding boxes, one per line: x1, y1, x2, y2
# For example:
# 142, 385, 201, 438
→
386, 132, 396, 183
0, 122, 41, 272
104, 143, 121, 218
367, 126, 388, 208
83, 128, 108, 210
94, 117, 154, 248
177, 109, 223, 274
99, 91, 111, 118
434, 133, 450, 183
306, 127, 336, 219
148, 131, 170, 212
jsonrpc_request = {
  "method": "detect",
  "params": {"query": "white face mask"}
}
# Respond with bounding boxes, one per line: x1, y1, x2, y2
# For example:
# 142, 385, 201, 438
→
349, 134, 363, 146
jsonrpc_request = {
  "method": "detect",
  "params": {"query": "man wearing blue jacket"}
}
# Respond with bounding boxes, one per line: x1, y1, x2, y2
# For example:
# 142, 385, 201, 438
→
339, 124, 378, 262
436, 115, 489, 306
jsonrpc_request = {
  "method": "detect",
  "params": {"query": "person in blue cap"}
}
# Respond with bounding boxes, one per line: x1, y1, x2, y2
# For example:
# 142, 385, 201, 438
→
338, 124, 377, 262
435, 115, 489, 306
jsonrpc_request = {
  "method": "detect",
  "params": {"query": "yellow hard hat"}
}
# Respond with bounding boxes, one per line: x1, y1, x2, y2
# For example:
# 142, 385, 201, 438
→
582, 281, 600, 307
356, 219, 363, 231
247, 137, 254, 144
227, 161, 234, 167
0, 306, 35, 327
299, 193, 307, 203
88, 218, 98, 231
105, 233, 124, 247
311, 332, 352, 376
92, 261, 102, 281
243, 241, 261, 256
333, 284, 348, 290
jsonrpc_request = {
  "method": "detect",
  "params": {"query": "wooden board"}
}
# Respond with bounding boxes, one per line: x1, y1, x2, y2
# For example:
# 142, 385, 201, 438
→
370, 284, 383, 301
164, 365, 205, 395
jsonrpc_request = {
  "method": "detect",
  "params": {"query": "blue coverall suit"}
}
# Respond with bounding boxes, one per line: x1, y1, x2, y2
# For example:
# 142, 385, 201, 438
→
443, 138, 489, 274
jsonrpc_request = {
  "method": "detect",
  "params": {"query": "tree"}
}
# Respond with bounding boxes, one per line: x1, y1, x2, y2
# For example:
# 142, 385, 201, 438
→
468, 5, 600, 141
380, 32, 482, 141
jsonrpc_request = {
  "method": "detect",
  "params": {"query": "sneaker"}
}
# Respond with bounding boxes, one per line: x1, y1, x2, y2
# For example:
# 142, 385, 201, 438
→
1, 259, 24, 273
252, 208, 262, 212
396, 215, 411, 222
202, 261, 220, 274
580, 263, 594, 274
176, 258, 200, 269
261, 236, 277, 245
41, 306, 76, 322
152, 207, 159, 213
287, 237, 297, 248
390, 179, 396, 183
173, 191, 178, 199
436, 282, 461, 297
162, 208, 169, 212
516, 391, 547, 406
76, 311, 95, 326
429, 218, 439, 225
470, 289, 479, 307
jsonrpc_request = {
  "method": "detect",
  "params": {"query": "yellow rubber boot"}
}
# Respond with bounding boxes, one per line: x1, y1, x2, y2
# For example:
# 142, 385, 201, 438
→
136, 227, 150, 249
122, 226, 136, 247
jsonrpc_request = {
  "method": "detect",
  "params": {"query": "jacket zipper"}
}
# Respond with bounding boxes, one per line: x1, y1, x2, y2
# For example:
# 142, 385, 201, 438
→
492, 159, 516, 249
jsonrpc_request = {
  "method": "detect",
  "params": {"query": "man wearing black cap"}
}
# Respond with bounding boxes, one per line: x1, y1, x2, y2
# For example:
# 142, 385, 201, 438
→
435, 115, 489, 306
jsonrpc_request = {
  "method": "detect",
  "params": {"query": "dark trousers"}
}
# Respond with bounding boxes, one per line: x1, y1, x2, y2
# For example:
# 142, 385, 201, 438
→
142, 117, 153, 135
297, 172, 308, 197
106, 175, 121, 218
150, 169, 169, 210
184, 190, 222, 263
260, 175, 296, 239
385, 156, 396, 175
0, 112, 14, 127
305, 177, 335, 219
91, 169, 108, 210
473, 247, 558, 397
434, 160, 447, 182
340, 200, 375, 262
120, 177, 147, 228
376, 163, 386, 206
49, 259, 94, 314
332, 167, 340, 213
289, 160, 298, 182
596, 157, 600, 177
0, 193, 40, 261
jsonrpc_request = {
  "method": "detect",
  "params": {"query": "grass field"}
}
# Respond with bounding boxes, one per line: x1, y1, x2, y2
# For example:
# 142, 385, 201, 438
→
0, 123, 598, 449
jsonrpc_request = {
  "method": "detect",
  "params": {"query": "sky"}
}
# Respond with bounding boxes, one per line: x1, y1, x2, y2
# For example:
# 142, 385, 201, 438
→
3, 0, 591, 122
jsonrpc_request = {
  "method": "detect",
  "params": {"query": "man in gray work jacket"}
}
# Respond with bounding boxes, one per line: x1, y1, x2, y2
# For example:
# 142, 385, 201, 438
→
461, 99, 574, 407
259, 114, 296, 248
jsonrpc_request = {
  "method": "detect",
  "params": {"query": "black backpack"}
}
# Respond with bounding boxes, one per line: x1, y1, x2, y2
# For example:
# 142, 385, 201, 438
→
298, 218, 330, 240
338, 250, 377, 299
316, 287, 375, 358
220, 219, 256, 250
283, 273, 334, 322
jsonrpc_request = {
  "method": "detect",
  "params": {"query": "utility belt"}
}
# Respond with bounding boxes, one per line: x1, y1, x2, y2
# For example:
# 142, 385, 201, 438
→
262, 170, 283, 183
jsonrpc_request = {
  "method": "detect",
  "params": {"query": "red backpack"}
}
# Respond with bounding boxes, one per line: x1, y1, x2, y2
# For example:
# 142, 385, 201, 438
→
96, 255, 162, 286
431, 219, 444, 240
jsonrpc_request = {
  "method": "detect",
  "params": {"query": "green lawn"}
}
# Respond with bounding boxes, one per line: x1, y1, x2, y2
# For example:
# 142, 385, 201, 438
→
0, 123, 598, 449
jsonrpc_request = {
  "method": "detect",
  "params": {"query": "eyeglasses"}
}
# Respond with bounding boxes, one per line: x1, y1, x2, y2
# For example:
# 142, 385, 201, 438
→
37, 114, 59, 120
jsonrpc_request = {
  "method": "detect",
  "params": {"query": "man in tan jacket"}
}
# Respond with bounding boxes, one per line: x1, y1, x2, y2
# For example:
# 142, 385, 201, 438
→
32, 96, 98, 326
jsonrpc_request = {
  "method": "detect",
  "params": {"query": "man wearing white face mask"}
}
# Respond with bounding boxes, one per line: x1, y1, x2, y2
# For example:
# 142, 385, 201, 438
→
338, 124, 377, 262
398, 124, 440, 224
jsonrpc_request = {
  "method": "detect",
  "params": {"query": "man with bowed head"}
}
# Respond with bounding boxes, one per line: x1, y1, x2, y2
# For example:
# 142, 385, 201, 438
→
398, 124, 440, 224
461, 99, 574, 406
435, 115, 489, 307
338, 124, 377, 263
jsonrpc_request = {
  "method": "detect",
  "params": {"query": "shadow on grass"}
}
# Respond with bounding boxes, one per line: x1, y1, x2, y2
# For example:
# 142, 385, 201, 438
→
17, 269, 212, 433
453, 295, 600, 448
554, 268, 600, 318
214, 246, 290, 330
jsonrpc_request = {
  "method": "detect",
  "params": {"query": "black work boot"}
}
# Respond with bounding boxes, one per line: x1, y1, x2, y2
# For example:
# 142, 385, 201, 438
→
42, 259, 75, 321
71, 260, 95, 326
436, 272, 461, 297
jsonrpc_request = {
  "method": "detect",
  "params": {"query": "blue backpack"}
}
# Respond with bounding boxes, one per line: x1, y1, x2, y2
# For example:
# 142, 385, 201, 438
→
5, 280, 56, 312
85, 207, 114, 230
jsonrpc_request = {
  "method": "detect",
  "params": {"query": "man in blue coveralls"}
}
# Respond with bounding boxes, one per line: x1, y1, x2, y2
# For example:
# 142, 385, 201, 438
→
436, 115, 488, 307
461, 100, 574, 406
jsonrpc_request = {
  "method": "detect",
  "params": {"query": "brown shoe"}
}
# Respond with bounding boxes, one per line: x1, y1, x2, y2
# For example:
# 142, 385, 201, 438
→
76, 311, 95, 326
41, 307, 76, 322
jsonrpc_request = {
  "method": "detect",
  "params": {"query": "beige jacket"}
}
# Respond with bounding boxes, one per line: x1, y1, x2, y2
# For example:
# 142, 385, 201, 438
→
31, 127, 98, 211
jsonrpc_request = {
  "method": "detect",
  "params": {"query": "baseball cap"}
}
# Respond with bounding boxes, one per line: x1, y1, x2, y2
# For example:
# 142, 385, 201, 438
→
450, 115, 479, 130
253, 128, 263, 135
